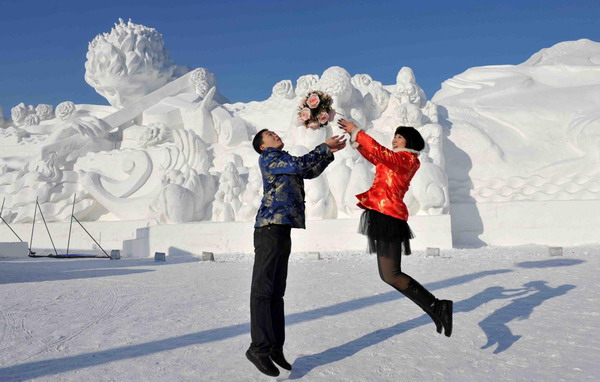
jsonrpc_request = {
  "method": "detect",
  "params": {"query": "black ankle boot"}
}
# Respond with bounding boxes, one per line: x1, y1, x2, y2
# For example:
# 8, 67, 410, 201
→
402, 279, 452, 337
432, 299, 453, 337
271, 348, 292, 370
246, 349, 280, 377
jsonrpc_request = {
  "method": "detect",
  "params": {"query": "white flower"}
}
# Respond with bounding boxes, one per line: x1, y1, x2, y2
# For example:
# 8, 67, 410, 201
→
295, 75, 319, 97
56, 101, 77, 120
35, 104, 55, 120
271, 80, 295, 99
351, 74, 373, 91
10, 103, 28, 125
24, 114, 40, 126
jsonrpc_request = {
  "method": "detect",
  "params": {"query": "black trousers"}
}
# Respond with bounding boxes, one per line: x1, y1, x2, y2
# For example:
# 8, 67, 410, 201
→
250, 224, 292, 355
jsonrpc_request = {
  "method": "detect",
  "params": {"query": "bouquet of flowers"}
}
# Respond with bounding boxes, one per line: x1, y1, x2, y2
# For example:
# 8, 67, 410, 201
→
297, 91, 336, 130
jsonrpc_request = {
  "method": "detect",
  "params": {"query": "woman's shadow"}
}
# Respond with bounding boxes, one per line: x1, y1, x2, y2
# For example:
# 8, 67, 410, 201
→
289, 279, 576, 379
479, 280, 575, 354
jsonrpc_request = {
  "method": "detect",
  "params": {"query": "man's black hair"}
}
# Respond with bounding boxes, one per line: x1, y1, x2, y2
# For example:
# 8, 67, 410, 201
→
394, 126, 425, 152
253, 129, 269, 154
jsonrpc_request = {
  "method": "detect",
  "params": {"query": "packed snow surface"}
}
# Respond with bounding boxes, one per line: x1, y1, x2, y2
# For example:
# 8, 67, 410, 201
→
1, 245, 598, 381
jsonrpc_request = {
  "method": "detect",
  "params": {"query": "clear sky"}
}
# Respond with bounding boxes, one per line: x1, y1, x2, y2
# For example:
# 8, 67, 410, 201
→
1, 0, 599, 119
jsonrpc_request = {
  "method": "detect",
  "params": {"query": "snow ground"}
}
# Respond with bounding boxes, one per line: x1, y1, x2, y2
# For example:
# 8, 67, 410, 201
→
1, 245, 599, 381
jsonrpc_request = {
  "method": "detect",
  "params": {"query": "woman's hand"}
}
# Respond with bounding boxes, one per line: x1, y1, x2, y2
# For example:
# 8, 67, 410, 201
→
337, 119, 358, 134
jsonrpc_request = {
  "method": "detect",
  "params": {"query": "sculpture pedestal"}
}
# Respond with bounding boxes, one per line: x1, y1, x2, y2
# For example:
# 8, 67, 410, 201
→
450, 200, 600, 247
123, 215, 453, 258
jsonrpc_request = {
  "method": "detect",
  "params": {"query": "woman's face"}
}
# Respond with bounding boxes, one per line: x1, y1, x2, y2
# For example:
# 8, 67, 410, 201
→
392, 134, 407, 150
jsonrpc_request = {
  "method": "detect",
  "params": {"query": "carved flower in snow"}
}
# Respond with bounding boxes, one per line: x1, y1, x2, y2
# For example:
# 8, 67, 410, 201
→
190, 68, 217, 97
24, 114, 40, 126
351, 74, 372, 91
10, 103, 28, 125
271, 80, 295, 99
35, 104, 55, 120
56, 101, 77, 120
295, 75, 319, 97
85, 19, 179, 107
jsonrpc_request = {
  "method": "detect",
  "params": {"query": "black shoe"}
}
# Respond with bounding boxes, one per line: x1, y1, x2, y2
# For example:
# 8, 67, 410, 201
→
245, 349, 279, 377
270, 348, 292, 371
432, 299, 453, 337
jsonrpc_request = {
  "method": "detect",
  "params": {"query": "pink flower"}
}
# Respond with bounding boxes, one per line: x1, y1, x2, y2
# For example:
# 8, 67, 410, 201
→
328, 109, 336, 121
307, 120, 320, 130
318, 111, 329, 125
306, 93, 320, 109
299, 97, 307, 106
299, 107, 311, 121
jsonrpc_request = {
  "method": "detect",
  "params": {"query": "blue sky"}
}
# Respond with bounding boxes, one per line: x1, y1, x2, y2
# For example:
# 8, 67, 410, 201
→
1, 0, 599, 118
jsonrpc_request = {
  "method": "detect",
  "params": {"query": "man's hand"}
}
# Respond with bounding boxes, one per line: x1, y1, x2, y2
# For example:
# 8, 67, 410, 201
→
324, 135, 347, 153
337, 119, 358, 134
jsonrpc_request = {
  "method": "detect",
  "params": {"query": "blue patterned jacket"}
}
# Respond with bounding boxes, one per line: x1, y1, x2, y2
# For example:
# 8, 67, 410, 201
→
254, 143, 334, 229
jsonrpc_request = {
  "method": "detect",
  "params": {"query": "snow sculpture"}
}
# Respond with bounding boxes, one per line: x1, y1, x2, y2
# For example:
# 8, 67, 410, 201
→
55, 101, 77, 120
271, 80, 295, 99
433, 38, 600, 204
77, 126, 215, 222
190, 68, 228, 104
295, 75, 319, 97
237, 165, 263, 221
423, 101, 439, 124
363, 84, 390, 121
212, 162, 245, 222
84, 18, 187, 108
24, 114, 40, 126
0, 19, 452, 232
35, 104, 54, 121
318, 66, 355, 117
351, 74, 374, 95
10, 103, 30, 126
394, 67, 426, 107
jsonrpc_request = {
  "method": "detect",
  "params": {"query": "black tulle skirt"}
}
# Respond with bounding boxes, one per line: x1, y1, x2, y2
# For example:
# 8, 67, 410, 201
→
358, 209, 414, 256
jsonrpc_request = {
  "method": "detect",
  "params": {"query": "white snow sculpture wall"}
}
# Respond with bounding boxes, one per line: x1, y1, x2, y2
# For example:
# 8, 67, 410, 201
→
1, 20, 449, 242
433, 39, 600, 246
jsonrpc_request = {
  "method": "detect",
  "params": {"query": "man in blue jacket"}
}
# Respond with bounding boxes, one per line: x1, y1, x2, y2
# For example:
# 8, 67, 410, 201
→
246, 129, 346, 377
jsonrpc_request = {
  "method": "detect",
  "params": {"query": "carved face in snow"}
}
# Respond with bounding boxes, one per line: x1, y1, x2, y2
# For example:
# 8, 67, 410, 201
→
395, 104, 424, 127
319, 67, 352, 105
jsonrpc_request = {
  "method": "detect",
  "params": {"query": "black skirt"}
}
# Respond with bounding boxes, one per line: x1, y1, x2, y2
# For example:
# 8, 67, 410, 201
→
358, 209, 414, 256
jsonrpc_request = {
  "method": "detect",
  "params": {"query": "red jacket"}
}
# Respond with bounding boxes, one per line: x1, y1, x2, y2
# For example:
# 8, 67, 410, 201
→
353, 130, 420, 221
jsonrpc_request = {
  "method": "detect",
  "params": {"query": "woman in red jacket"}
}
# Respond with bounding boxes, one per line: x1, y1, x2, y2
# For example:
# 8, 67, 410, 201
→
338, 119, 453, 337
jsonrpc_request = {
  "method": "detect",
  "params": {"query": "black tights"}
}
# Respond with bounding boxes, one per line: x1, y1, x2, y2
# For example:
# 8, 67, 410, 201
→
376, 240, 412, 292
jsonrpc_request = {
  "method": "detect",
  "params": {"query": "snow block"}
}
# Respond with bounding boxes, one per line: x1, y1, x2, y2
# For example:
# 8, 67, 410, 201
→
0, 242, 29, 258
201, 251, 214, 261
426, 247, 440, 257
549, 247, 563, 257
306, 252, 321, 260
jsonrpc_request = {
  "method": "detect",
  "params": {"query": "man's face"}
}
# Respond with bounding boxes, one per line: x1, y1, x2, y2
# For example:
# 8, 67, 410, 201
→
260, 130, 284, 151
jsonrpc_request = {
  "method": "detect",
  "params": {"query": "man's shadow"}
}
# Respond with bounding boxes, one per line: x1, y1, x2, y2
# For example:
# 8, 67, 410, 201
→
289, 280, 576, 379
